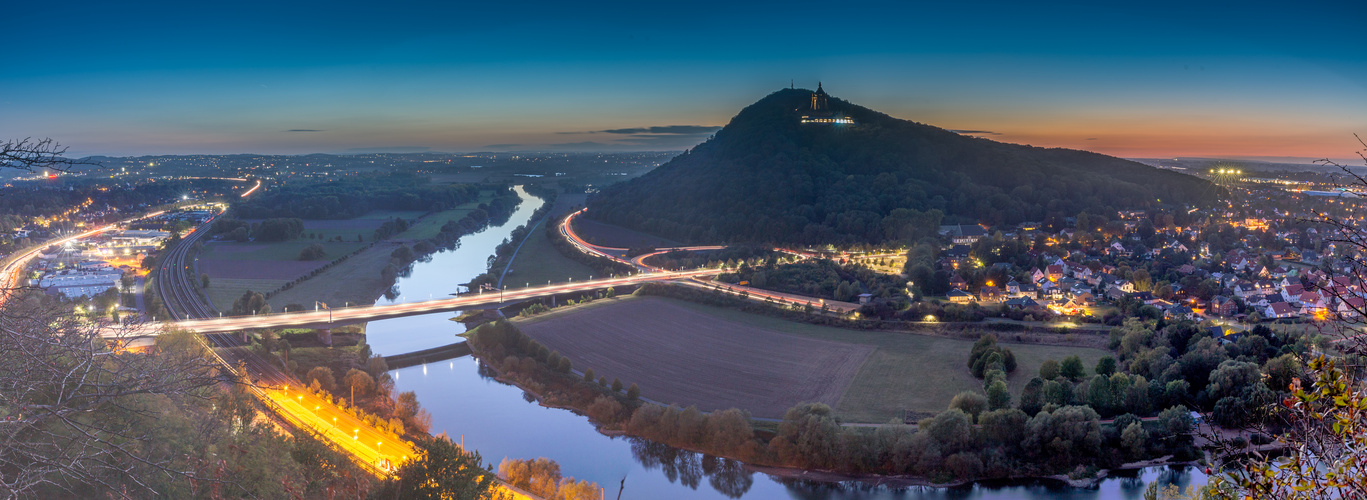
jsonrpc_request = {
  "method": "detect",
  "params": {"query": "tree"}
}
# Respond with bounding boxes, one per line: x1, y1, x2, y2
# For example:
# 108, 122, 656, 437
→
626, 383, 641, 400
948, 391, 988, 422
0, 306, 219, 497
1204, 356, 1366, 499
343, 368, 375, 400
498, 457, 560, 498
1019, 377, 1046, 416
986, 380, 1011, 410
298, 243, 326, 260
1095, 355, 1117, 376
1060, 355, 1086, 380
1039, 359, 1061, 380
199, 273, 210, 288
1, 138, 95, 171
306, 366, 337, 394
375, 434, 497, 499
1121, 422, 1149, 459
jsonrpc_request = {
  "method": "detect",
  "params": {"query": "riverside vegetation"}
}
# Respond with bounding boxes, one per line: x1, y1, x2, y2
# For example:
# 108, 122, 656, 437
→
465, 309, 1209, 485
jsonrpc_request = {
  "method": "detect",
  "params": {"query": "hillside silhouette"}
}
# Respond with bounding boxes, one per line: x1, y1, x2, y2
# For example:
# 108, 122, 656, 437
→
587, 88, 1215, 245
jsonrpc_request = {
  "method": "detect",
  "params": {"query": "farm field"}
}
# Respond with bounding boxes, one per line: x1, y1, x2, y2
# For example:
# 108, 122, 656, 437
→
515, 295, 1110, 423
663, 299, 1111, 422
513, 296, 873, 419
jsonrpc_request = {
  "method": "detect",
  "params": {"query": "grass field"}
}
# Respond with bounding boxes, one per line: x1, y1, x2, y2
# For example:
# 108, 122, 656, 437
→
514, 296, 873, 419
662, 299, 1110, 422
266, 242, 404, 309
498, 219, 595, 287
515, 295, 1110, 423
204, 277, 290, 311
201, 241, 369, 262
393, 192, 496, 241
355, 210, 426, 220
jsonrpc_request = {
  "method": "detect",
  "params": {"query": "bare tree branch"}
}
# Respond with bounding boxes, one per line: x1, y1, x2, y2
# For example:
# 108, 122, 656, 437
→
0, 138, 98, 172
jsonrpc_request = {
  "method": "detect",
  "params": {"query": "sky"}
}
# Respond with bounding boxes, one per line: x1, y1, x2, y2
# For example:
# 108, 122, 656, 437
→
2, 0, 1364, 162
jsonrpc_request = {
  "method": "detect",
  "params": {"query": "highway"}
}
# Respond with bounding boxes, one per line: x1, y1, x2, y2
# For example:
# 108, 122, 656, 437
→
556, 209, 847, 311
167, 268, 727, 334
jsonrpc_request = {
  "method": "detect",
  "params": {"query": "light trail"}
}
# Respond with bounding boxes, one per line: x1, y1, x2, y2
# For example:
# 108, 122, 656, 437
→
239, 179, 262, 198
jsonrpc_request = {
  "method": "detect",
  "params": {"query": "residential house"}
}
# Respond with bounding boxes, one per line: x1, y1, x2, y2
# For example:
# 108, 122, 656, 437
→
978, 286, 1004, 303
1265, 302, 1298, 319
947, 289, 975, 304
1209, 296, 1237, 317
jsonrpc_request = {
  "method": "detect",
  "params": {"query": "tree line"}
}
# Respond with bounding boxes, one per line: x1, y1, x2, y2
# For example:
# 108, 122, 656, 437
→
232, 173, 482, 219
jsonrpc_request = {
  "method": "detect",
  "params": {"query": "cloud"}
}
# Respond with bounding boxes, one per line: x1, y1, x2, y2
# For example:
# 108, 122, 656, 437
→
950, 129, 1001, 136
287, 129, 325, 132
559, 125, 721, 135
1085, 137, 1099, 141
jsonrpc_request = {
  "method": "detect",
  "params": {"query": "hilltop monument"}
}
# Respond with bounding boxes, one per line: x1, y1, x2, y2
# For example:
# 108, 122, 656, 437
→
800, 82, 853, 124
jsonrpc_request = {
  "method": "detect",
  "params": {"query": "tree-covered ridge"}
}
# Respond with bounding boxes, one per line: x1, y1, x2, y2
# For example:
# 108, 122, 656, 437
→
233, 173, 483, 219
589, 88, 1216, 245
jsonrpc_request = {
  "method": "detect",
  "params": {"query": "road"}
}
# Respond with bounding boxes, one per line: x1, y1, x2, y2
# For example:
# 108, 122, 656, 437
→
557, 209, 846, 311
165, 268, 727, 334
0, 209, 172, 297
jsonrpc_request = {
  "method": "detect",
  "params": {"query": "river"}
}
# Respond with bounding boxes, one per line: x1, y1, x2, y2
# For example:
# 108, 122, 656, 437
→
365, 186, 1209, 499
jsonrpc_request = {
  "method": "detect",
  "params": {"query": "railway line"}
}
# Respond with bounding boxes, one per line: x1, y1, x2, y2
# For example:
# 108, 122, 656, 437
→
154, 209, 413, 477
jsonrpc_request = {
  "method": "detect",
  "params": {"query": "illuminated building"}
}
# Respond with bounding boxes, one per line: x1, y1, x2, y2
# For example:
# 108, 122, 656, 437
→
800, 83, 855, 124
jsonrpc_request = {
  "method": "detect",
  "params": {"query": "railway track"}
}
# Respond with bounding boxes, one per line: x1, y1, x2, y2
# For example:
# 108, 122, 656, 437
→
154, 213, 405, 477
155, 214, 302, 391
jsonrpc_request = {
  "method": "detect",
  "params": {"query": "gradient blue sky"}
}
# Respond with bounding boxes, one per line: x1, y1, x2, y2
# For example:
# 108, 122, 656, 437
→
2, 0, 1364, 161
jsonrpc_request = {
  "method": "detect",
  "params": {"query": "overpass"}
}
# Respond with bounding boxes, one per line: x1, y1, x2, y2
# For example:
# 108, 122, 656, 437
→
162, 268, 724, 335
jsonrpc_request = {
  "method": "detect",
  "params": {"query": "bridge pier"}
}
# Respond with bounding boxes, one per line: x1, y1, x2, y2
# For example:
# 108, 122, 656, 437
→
316, 328, 332, 346
241, 330, 249, 344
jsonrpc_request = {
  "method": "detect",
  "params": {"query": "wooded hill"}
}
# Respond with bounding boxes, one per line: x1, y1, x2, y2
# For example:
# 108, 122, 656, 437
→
587, 88, 1216, 245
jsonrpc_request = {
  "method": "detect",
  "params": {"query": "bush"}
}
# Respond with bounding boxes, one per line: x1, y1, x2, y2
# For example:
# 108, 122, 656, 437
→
299, 243, 326, 260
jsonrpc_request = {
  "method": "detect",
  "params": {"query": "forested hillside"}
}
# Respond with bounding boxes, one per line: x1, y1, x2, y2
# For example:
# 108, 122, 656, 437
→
588, 88, 1216, 245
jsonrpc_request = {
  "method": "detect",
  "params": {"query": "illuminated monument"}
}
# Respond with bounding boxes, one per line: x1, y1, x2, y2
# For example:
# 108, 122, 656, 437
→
800, 83, 854, 124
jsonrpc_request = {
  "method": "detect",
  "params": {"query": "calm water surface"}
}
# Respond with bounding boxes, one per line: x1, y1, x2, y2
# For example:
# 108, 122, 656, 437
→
364, 187, 1208, 499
